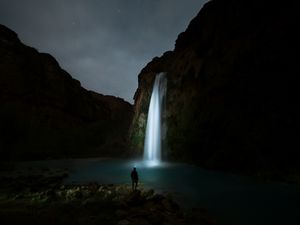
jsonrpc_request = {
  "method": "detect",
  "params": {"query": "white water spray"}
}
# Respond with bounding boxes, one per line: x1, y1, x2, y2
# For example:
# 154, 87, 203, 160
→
143, 73, 167, 165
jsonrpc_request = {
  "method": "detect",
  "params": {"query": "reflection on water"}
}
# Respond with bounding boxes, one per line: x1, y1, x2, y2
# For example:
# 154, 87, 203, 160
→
15, 158, 300, 225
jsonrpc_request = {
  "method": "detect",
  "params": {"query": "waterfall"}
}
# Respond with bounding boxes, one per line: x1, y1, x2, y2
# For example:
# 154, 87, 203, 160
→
143, 72, 167, 165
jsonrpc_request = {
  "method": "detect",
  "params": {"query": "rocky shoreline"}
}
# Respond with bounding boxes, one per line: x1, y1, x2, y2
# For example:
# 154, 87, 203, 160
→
0, 171, 216, 225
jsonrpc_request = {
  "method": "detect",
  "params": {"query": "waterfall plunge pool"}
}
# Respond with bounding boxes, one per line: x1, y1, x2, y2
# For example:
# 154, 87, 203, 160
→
12, 158, 300, 225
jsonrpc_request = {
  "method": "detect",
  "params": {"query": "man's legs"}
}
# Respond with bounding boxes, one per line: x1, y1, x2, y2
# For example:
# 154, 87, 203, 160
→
134, 180, 138, 190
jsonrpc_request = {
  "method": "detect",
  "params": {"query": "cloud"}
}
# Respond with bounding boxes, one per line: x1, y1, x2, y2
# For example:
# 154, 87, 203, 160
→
0, 0, 208, 103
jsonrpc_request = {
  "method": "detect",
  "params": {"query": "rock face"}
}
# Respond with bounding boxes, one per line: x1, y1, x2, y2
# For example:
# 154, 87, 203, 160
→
131, 0, 300, 174
0, 24, 133, 160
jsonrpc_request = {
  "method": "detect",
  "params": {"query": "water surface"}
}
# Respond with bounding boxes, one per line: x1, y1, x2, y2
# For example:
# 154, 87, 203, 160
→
16, 158, 300, 225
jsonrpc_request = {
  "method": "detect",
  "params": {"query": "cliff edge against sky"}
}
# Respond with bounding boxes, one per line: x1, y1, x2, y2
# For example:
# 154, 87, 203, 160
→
0, 24, 133, 160
131, 0, 300, 177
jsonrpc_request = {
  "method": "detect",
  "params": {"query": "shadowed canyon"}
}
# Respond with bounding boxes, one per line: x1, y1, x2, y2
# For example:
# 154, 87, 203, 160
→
1, 0, 300, 225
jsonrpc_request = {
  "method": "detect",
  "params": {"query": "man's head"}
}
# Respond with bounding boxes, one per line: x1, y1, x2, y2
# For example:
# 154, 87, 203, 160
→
133, 167, 136, 171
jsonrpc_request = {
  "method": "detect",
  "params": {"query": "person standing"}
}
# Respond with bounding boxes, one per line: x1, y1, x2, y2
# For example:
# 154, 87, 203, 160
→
131, 167, 139, 191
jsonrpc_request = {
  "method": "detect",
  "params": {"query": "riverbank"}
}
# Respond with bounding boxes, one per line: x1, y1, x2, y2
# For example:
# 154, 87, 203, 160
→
2, 158, 300, 225
0, 170, 216, 225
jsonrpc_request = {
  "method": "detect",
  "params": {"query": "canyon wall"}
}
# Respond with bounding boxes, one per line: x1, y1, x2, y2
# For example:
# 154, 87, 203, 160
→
131, 0, 300, 175
0, 24, 133, 160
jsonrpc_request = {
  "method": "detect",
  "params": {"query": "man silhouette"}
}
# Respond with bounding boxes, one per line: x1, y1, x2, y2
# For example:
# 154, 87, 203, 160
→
131, 167, 139, 191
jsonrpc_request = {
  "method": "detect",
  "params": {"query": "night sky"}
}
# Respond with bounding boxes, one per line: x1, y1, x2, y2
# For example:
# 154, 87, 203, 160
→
0, 0, 207, 103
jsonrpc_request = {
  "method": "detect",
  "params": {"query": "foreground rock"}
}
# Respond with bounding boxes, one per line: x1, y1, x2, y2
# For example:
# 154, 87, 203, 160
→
130, 0, 300, 179
0, 176, 217, 225
0, 24, 133, 161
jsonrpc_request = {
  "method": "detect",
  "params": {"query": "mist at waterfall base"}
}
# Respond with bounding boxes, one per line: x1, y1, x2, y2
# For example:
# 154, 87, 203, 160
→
143, 73, 167, 166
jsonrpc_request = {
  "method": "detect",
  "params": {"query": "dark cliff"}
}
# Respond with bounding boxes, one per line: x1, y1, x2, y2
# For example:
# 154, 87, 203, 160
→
131, 0, 300, 176
0, 24, 133, 160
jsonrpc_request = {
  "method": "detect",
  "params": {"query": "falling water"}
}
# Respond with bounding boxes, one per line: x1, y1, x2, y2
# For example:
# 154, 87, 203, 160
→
144, 73, 167, 165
